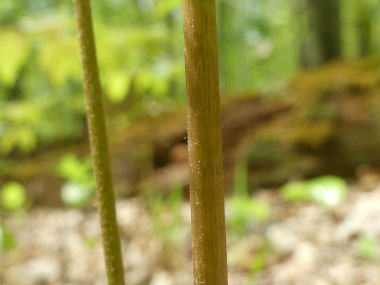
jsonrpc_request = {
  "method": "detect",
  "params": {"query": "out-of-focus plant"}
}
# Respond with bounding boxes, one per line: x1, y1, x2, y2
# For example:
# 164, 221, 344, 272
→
0, 0, 186, 157
1, 0, 380, 157
226, 159, 270, 235
0, 181, 26, 211
82, 235, 97, 249
56, 153, 94, 208
357, 235, 378, 260
250, 242, 273, 273
227, 197, 270, 235
282, 175, 348, 208
146, 185, 188, 243
0, 224, 17, 253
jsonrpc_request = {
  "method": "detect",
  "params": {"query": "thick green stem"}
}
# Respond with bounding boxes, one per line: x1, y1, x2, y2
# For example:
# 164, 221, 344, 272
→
182, 0, 228, 284
73, 1, 125, 284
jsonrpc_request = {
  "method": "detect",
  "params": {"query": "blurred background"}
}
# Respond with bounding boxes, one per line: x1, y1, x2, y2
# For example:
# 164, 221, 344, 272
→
2, 0, 380, 284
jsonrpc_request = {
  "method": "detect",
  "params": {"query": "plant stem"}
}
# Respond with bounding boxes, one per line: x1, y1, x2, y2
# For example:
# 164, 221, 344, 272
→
73, 1, 125, 284
182, 0, 228, 284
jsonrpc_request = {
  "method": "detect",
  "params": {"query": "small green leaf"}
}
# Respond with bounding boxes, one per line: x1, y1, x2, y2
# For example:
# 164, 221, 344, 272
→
1, 182, 26, 210
61, 182, 93, 208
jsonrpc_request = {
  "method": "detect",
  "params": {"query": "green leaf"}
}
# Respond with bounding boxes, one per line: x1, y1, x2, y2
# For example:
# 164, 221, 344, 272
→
61, 182, 93, 208
1, 182, 26, 211
0, 30, 29, 86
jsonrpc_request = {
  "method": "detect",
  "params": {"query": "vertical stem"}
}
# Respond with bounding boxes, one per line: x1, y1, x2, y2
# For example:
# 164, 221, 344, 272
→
182, 0, 228, 284
73, 1, 125, 284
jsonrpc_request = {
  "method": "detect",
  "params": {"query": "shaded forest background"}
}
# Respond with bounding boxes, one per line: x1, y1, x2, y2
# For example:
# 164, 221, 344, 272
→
1, 0, 379, 158
3, 1, 380, 284
1, 0, 380, 204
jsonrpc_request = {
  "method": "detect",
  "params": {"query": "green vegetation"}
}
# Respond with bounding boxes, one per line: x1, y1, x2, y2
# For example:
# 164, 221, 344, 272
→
357, 235, 379, 260
1, 182, 26, 211
227, 197, 270, 234
1, 0, 380, 160
227, 160, 270, 235
2, 0, 380, 283
57, 154, 94, 208
250, 242, 273, 273
282, 175, 348, 208
0, 224, 17, 253
56, 154, 94, 186
147, 186, 188, 243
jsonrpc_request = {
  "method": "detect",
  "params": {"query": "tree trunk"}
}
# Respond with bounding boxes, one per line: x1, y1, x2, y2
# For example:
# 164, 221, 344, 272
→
357, 1, 372, 57
73, 1, 125, 284
182, 0, 228, 284
303, 0, 342, 67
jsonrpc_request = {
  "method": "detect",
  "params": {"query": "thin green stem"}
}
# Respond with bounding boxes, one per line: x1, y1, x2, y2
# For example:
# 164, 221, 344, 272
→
73, 1, 125, 284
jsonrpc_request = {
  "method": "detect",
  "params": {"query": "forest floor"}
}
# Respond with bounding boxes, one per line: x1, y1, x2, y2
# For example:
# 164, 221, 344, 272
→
2, 170, 380, 285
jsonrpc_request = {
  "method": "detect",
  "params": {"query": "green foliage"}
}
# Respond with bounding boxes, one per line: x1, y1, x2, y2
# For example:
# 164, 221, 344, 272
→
357, 235, 378, 260
219, 0, 298, 91
282, 181, 311, 201
0, 182, 26, 211
308, 176, 347, 208
146, 186, 188, 243
57, 154, 94, 208
226, 197, 270, 234
250, 242, 272, 273
0, 224, 17, 253
82, 235, 97, 249
0, 0, 186, 156
57, 153, 93, 185
1, 0, 379, 157
228, 160, 270, 234
0, 29, 29, 86
282, 175, 348, 208
233, 159, 249, 197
